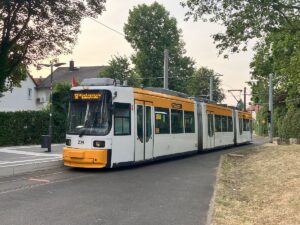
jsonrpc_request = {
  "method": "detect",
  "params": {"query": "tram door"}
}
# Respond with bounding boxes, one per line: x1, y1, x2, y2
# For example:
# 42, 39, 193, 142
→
135, 100, 154, 161
207, 113, 215, 149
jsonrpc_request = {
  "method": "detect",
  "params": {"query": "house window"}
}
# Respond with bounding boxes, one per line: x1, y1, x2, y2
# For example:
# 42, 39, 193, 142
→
28, 88, 32, 100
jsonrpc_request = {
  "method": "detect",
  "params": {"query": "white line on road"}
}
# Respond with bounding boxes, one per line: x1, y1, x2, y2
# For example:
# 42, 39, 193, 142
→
0, 157, 61, 165
29, 178, 50, 183
1, 143, 64, 150
0, 149, 61, 157
0, 159, 62, 168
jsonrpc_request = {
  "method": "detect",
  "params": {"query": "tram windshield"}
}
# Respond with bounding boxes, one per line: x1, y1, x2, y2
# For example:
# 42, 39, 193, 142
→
67, 90, 112, 136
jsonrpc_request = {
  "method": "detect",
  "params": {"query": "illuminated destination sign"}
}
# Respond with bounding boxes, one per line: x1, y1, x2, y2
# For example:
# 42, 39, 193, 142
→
72, 92, 102, 101
171, 103, 182, 109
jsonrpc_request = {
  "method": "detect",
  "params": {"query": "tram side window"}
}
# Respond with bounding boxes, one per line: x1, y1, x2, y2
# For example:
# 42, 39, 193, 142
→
239, 118, 243, 134
171, 109, 183, 133
184, 111, 195, 133
228, 117, 233, 132
155, 107, 170, 134
243, 119, 250, 131
114, 103, 131, 135
221, 116, 228, 132
215, 115, 222, 132
208, 114, 214, 137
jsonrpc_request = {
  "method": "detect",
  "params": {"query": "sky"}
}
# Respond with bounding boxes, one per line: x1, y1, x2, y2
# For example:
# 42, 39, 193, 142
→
31, 0, 255, 106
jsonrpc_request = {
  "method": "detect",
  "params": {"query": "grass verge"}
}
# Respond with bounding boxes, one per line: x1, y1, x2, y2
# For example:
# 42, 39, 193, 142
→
211, 144, 300, 225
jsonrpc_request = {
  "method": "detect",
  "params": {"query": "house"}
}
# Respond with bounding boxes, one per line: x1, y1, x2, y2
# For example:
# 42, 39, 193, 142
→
0, 73, 39, 111
0, 61, 107, 111
36, 61, 107, 109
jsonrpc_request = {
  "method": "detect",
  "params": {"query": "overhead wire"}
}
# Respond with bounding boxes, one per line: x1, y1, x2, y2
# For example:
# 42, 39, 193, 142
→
88, 17, 125, 37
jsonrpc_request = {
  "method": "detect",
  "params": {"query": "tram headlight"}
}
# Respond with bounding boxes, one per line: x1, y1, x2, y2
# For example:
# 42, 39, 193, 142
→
93, 140, 105, 148
66, 139, 71, 146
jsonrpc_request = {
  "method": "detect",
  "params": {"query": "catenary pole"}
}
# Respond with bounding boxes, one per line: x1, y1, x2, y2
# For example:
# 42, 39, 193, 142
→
164, 49, 169, 89
48, 63, 53, 152
209, 76, 213, 101
269, 73, 273, 143
244, 87, 246, 111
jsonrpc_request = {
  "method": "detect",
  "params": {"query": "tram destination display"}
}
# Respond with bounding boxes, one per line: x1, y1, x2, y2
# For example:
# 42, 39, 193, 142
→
71, 91, 102, 101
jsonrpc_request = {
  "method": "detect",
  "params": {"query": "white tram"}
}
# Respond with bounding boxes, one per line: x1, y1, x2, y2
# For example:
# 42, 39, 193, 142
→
63, 78, 252, 168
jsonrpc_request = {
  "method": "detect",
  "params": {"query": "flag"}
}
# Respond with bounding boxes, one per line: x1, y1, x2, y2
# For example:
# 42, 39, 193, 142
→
72, 77, 77, 87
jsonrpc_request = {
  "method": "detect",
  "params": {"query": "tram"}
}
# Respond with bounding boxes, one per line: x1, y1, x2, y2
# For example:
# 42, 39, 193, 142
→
63, 78, 252, 168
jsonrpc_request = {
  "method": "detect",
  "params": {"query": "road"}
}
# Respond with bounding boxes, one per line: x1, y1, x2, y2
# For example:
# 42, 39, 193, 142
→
0, 137, 266, 225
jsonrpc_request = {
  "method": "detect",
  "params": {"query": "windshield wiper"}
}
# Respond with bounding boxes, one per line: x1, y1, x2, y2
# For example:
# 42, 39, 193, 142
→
79, 128, 85, 137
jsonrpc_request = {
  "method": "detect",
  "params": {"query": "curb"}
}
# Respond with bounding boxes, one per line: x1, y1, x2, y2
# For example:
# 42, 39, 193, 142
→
205, 155, 223, 225
0, 159, 64, 179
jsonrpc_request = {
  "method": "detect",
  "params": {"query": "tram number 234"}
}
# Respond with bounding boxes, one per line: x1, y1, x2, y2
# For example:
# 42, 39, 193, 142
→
78, 140, 84, 144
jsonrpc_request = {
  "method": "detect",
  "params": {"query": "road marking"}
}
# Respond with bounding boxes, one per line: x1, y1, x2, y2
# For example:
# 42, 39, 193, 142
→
0, 157, 61, 165
0, 159, 62, 168
0, 174, 96, 195
3, 156, 37, 160
0, 149, 61, 157
1, 143, 63, 150
0, 171, 65, 185
29, 178, 50, 183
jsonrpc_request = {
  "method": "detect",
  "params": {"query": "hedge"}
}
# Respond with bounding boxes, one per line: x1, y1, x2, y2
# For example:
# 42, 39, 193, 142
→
0, 110, 66, 146
254, 105, 300, 139
278, 108, 300, 139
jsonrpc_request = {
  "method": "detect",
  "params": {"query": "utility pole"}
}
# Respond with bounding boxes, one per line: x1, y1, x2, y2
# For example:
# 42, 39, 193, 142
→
163, 49, 169, 89
244, 87, 247, 111
38, 61, 65, 152
209, 76, 213, 101
269, 73, 273, 143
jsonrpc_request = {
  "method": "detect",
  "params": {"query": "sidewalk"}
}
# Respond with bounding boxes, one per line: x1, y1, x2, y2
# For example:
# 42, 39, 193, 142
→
0, 144, 64, 178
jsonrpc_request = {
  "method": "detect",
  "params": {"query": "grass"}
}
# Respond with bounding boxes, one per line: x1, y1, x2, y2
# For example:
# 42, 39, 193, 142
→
211, 144, 300, 225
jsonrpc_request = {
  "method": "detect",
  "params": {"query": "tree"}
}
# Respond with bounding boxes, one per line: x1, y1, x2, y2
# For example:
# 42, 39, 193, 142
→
49, 82, 71, 142
99, 55, 141, 87
124, 2, 195, 92
187, 67, 225, 103
52, 82, 71, 114
181, 0, 300, 56
249, 25, 300, 138
250, 28, 300, 108
0, 0, 106, 93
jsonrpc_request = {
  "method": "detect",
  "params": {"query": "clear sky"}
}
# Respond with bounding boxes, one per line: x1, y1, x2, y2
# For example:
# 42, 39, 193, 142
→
31, 0, 255, 106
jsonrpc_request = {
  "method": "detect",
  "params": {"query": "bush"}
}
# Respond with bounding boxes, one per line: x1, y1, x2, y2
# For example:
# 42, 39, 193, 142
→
0, 110, 66, 146
278, 108, 300, 139
254, 106, 268, 136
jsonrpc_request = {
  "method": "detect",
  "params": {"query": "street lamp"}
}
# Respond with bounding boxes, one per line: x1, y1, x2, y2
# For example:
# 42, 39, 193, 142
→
209, 74, 223, 102
38, 61, 66, 152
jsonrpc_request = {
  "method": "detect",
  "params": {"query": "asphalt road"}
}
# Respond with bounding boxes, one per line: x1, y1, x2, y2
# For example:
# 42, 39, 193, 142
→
0, 137, 267, 225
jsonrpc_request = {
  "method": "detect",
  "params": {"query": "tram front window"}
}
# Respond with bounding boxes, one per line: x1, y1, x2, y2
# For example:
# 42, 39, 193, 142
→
67, 90, 112, 136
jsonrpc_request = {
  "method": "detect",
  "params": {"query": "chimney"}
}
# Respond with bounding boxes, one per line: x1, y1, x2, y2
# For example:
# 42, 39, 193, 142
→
69, 60, 75, 71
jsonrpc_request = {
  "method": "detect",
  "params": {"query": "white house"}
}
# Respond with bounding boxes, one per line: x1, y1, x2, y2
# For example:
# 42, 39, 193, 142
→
0, 61, 107, 111
0, 74, 40, 111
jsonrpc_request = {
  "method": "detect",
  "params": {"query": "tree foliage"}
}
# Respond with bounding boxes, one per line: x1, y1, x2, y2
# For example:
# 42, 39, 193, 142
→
250, 28, 300, 108
249, 23, 300, 138
0, 0, 106, 93
181, 0, 300, 56
187, 67, 225, 103
52, 82, 71, 114
99, 55, 141, 87
124, 2, 195, 92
